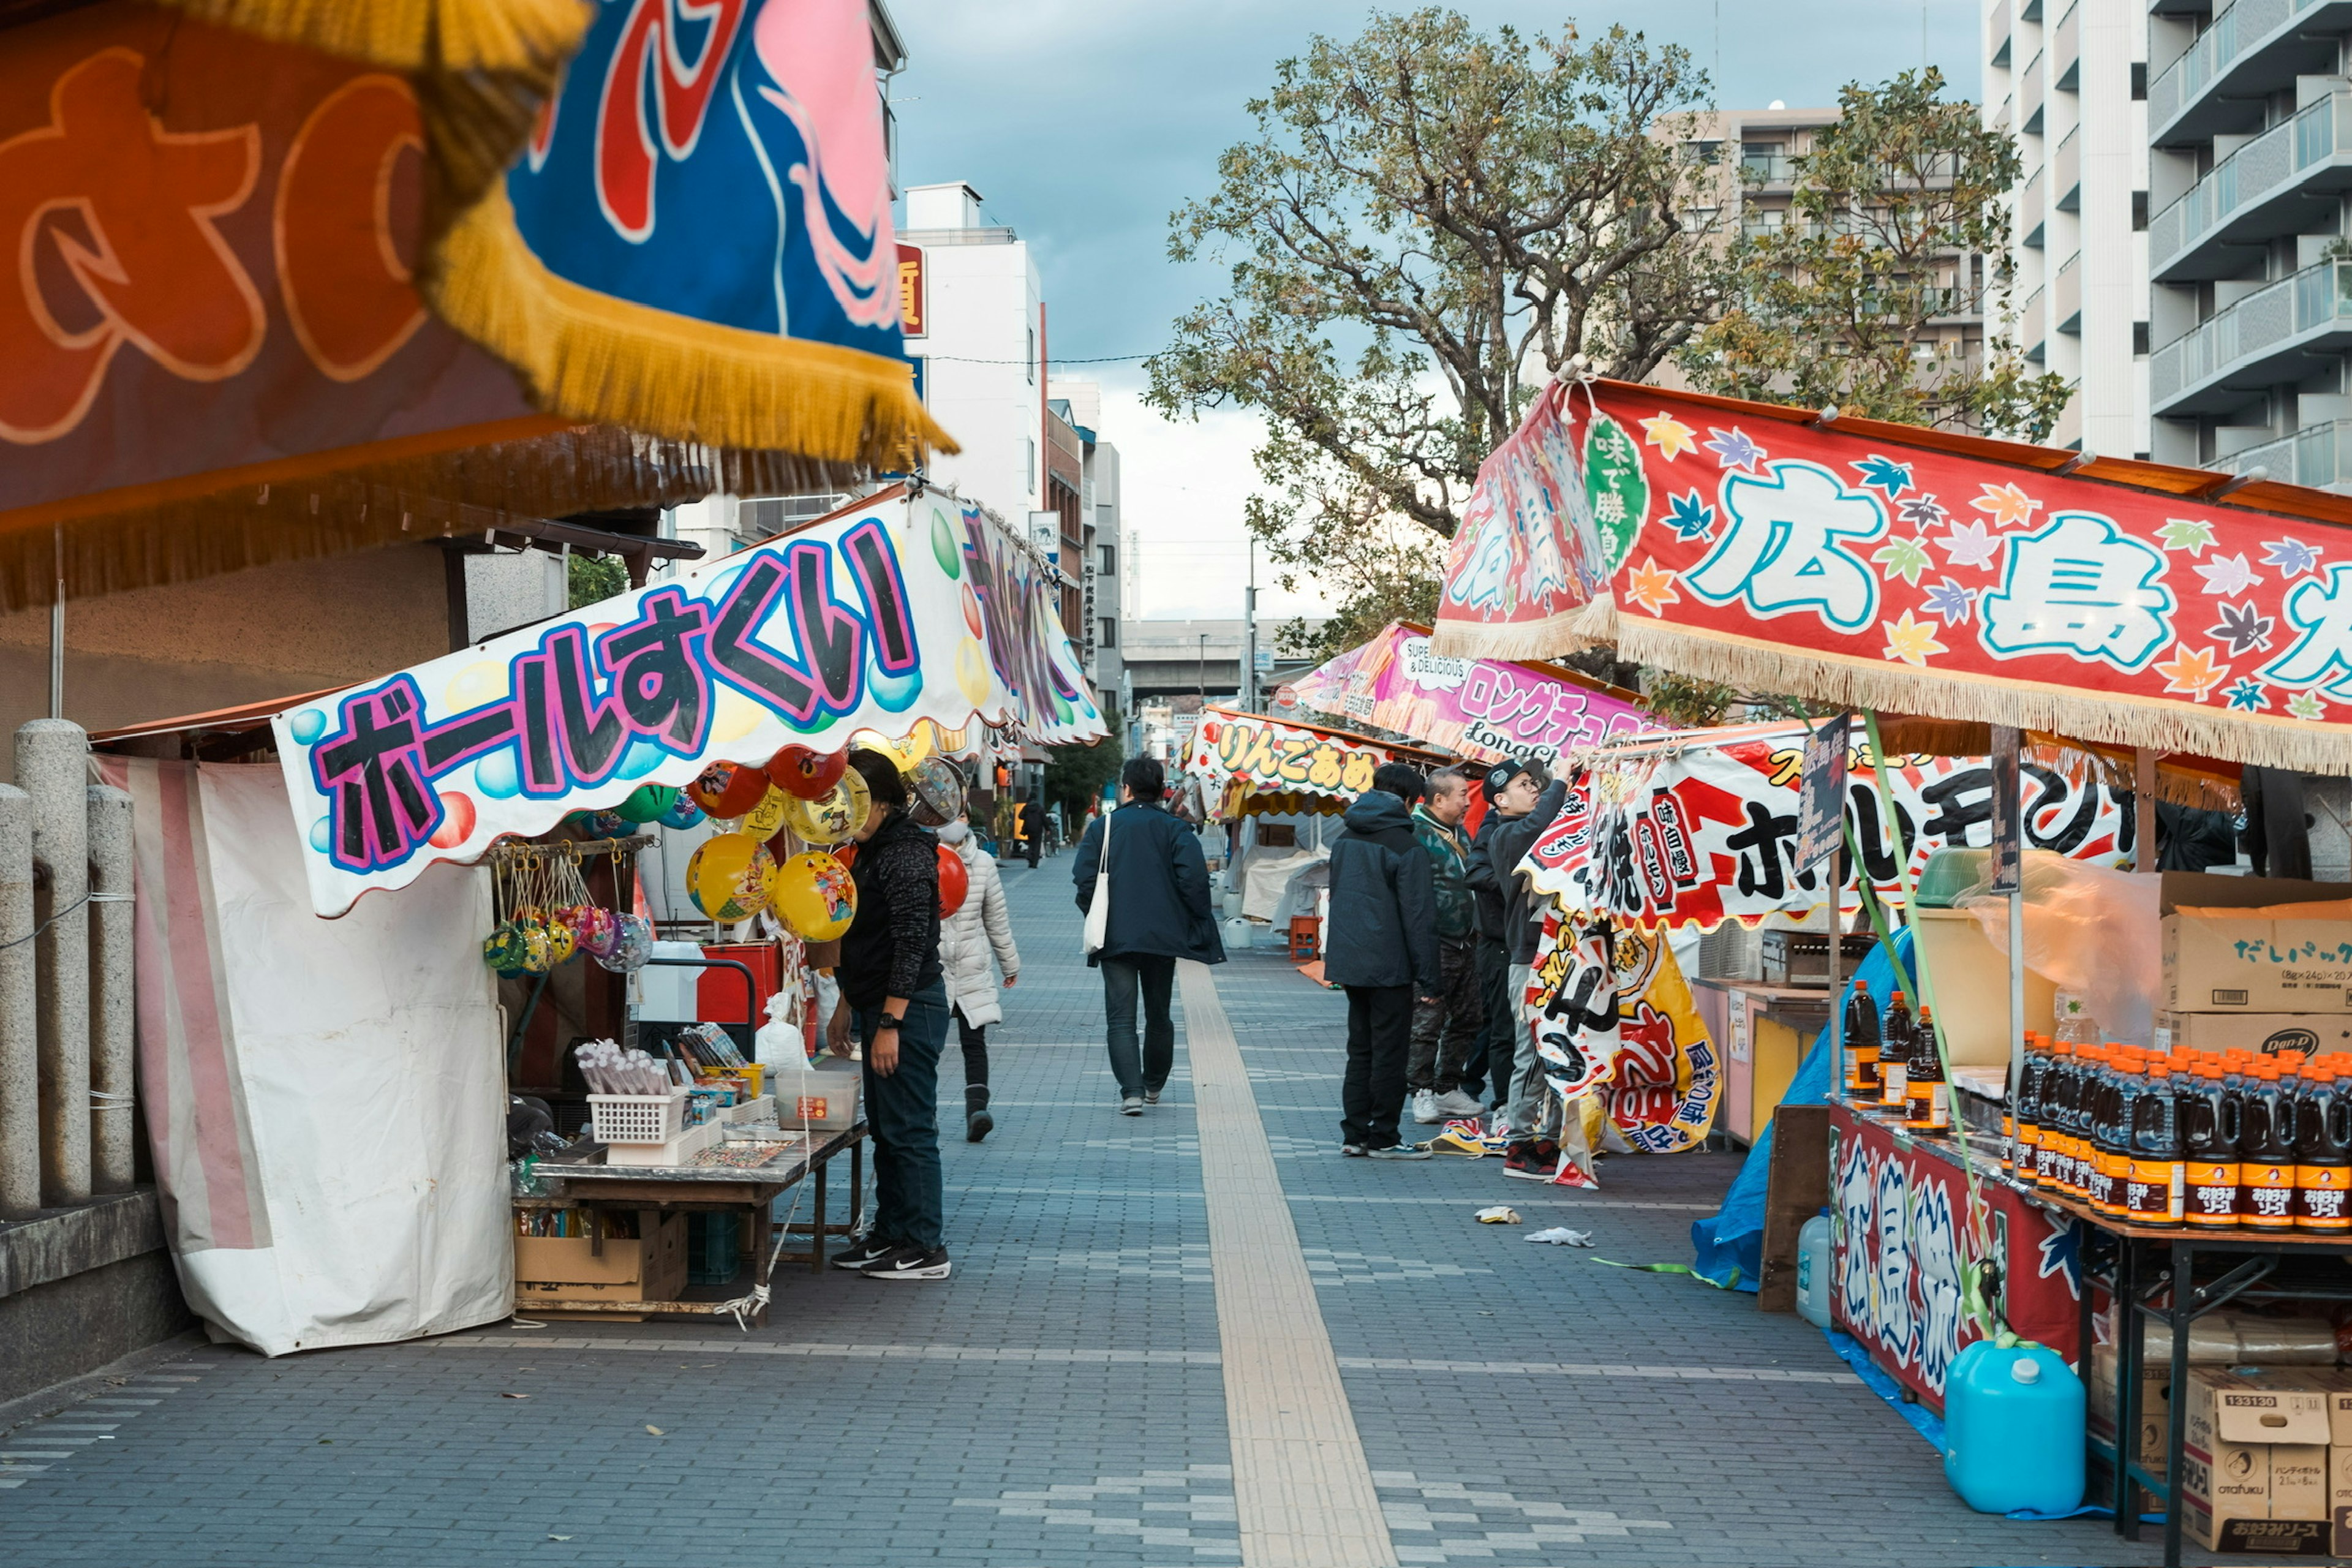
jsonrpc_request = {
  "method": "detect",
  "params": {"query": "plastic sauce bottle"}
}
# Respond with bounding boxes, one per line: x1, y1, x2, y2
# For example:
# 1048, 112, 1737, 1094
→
2296, 1064, 2352, 1234
1907, 1004, 1950, 1133
1879, 990, 1913, 1112
2014, 1033, 2045, 1182
2182, 1062, 2242, 1229
2239, 1064, 2300, 1230
2036, 1042, 2071, 1192
1844, 978, 1882, 1100
2090, 1049, 2127, 1217
2125, 1063, 2185, 1227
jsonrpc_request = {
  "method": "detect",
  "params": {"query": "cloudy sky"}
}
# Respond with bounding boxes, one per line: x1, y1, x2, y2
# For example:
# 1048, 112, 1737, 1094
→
886, 1, 1981, 619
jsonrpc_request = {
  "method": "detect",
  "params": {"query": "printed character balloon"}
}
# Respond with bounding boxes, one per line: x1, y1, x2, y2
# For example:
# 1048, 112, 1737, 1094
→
936, 843, 969, 918
742, 785, 793, 839
906, 756, 966, 827
687, 761, 772, 819
780, 768, 872, 846
594, 913, 654, 973
768, 743, 848, 800
687, 832, 779, 922
658, 794, 707, 830
614, 784, 679, 823
772, 851, 858, 941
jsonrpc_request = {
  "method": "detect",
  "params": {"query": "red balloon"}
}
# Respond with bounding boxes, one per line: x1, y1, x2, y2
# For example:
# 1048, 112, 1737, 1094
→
428, 791, 477, 849
833, 842, 856, 870
936, 844, 969, 918
688, 761, 771, 818
769, 744, 848, 801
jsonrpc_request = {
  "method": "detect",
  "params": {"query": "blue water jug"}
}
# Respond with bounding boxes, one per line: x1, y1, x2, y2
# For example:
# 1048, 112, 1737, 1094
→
1942, 1340, 2085, 1515
1795, 1215, 1831, 1329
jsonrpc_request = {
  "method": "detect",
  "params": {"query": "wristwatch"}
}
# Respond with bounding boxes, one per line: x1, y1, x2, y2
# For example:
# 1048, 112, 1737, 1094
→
876, 1014, 905, 1032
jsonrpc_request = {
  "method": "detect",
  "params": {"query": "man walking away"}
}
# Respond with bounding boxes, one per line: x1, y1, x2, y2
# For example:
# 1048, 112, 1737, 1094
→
1073, 758, 1224, 1114
1324, 763, 1441, 1160
1409, 769, 1487, 1125
1464, 762, 1526, 1127
1481, 763, 1570, 1180
1020, 793, 1046, 869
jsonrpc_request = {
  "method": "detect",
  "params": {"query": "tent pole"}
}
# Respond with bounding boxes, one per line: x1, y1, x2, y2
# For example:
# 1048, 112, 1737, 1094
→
2134, 748, 2158, 873
1999, 726, 2026, 1169
48, 523, 63, 720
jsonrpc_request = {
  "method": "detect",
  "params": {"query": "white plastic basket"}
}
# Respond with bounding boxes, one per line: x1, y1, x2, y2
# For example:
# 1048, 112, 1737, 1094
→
587, 1090, 688, 1145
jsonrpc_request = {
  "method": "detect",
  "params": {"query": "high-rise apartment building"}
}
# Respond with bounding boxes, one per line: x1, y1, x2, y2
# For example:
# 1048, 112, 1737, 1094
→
2139, 0, 2352, 486
1985, 0, 2151, 458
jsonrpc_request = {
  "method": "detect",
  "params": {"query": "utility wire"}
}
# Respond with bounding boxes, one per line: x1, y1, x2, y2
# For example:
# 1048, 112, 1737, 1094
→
919, 352, 1159, 365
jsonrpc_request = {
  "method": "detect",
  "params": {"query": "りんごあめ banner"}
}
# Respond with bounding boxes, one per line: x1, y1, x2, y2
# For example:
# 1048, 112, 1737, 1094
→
1521, 723, 2135, 931
275, 492, 1100, 916
1182, 710, 1405, 802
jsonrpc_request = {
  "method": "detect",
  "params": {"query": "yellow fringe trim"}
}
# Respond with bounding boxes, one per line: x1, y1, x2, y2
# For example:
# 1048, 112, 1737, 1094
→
426, 186, 956, 466
1425, 606, 1600, 663
155, 0, 592, 77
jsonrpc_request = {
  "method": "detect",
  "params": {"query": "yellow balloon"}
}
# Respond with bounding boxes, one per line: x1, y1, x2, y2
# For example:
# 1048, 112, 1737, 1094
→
780, 769, 872, 846
741, 785, 791, 839
772, 851, 858, 941
686, 832, 777, 922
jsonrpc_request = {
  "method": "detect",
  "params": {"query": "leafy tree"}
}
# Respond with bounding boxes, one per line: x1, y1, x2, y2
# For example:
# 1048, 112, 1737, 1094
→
1679, 68, 2070, 439
1044, 730, 1125, 822
1149, 8, 1727, 636
567, 551, 629, 609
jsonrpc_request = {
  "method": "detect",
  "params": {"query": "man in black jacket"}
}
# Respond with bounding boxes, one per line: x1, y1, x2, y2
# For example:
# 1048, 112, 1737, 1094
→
1477, 763, 1570, 1177
1324, 763, 1442, 1159
1019, 794, 1046, 868
1073, 758, 1224, 1114
1462, 761, 1526, 1121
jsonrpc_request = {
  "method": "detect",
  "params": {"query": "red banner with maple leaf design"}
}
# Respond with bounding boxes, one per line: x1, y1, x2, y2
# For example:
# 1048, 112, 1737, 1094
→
1434, 379, 2352, 771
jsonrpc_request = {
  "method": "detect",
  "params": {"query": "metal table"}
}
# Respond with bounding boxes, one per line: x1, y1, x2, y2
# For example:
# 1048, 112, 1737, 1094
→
516, 1122, 865, 1324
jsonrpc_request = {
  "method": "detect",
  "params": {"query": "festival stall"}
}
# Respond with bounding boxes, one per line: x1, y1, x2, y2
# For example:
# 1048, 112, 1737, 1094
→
1436, 374, 2352, 1561
103, 488, 1100, 1345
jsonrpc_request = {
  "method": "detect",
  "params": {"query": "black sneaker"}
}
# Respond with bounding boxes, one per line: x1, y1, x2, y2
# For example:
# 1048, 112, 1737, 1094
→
831, 1237, 894, 1270
859, 1245, 952, 1281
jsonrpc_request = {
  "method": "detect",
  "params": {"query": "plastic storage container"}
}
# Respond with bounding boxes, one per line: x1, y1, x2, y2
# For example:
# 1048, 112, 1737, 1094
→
1794, 1215, 1831, 1329
1942, 1341, 2085, 1515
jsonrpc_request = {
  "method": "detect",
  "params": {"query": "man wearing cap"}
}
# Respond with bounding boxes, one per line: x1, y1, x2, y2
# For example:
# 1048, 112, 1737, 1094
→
1407, 767, 1487, 1125
1468, 760, 1570, 1178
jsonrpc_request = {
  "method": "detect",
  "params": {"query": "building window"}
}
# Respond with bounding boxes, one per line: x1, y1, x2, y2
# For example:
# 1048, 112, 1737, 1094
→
1098, 618, 1117, 649
1027, 325, 1036, 386
2130, 63, 2147, 102
2133, 321, 2150, 357
2132, 192, 2148, 232
1027, 439, 1036, 494
1098, 543, 1116, 576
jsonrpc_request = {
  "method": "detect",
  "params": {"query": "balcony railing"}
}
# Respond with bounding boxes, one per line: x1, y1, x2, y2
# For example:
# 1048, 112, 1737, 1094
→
2022, 286, 2047, 360
2021, 50, 2046, 135
2020, 167, 2045, 247
2054, 126, 2081, 211
1741, 148, 1795, 184
2215, 419, 2352, 488
2148, 0, 2306, 136
2150, 91, 2352, 277
2054, 0, 2081, 89
1991, 0, 2011, 67
2055, 252, 2082, 333
2150, 258, 2352, 410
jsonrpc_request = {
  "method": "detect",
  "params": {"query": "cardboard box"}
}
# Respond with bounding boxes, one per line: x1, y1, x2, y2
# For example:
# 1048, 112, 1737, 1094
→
2183, 1366, 2334, 1554
2089, 1342, 2171, 1470
2164, 915, 2352, 1012
513, 1212, 686, 1303
2157, 1011, 2352, 1054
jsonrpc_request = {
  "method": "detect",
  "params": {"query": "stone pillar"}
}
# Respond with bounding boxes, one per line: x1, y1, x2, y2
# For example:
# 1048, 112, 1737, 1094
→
0, 783, 35, 1219
18, 719, 88, 1207
88, 784, 134, 1194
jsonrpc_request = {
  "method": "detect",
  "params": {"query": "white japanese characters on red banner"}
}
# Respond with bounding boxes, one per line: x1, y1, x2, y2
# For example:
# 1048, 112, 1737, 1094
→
1527, 920, 1721, 1152
1521, 723, 2136, 930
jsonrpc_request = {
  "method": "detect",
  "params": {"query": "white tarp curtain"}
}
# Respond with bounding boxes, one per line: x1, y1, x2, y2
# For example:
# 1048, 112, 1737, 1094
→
101, 757, 510, 1357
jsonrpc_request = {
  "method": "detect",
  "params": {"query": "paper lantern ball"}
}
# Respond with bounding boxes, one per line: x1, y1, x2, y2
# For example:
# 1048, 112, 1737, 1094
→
772, 851, 858, 941
687, 761, 771, 819
937, 844, 969, 918
780, 769, 872, 846
614, 783, 678, 823
907, 756, 966, 828
769, 744, 847, 801
687, 832, 778, 922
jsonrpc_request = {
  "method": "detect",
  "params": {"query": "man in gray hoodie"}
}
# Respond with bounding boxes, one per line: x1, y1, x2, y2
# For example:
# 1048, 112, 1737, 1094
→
1322, 763, 1441, 1158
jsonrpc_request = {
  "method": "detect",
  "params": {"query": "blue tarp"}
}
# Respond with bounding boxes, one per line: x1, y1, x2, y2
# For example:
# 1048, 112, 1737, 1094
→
1687, 928, 1914, 1289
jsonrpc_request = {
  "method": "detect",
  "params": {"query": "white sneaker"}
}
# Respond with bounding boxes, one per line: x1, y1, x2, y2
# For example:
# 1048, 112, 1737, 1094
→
1431, 1089, 1486, 1119
1411, 1090, 1442, 1124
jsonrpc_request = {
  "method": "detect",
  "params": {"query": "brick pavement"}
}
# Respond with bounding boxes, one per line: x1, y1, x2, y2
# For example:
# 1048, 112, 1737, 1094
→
0, 853, 2165, 1566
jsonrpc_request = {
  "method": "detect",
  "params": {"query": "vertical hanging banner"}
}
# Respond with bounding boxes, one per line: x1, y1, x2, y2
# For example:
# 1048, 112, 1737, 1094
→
1792, 712, 1852, 877
1433, 386, 1611, 661
274, 491, 1101, 916
1529, 921, 1721, 1152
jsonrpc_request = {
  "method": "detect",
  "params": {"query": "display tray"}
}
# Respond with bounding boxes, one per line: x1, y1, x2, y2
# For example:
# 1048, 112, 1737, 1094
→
552, 1122, 861, 1183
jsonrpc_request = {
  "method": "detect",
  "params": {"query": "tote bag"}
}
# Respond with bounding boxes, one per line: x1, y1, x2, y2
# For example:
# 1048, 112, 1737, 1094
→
1082, 813, 1113, 956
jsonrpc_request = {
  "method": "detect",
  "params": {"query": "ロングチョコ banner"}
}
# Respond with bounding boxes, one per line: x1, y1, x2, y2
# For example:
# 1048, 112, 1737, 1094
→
1288, 623, 1656, 765
275, 491, 1101, 915
1523, 722, 2135, 931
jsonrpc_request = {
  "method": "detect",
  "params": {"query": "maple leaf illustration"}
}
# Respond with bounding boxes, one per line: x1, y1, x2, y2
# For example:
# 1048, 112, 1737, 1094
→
2263, 537, 2324, 578
2194, 553, 2263, 597
1664, 489, 1716, 543
2154, 643, 2230, 699
1625, 557, 1681, 616
1971, 481, 2043, 530
2207, 600, 2275, 657
1638, 414, 1698, 461
1702, 426, 1766, 472
1881, 610, 1948, 668
1896, 494, 1948, 528
2289, 690, 2328, 722
1922, 578, 1975, 626
2157, 518, 2216, 556
1938, 521, 2002, 570
1871, 535, 1934, 586
2223, 679, 2269, 713
1852, 454, 1913, 499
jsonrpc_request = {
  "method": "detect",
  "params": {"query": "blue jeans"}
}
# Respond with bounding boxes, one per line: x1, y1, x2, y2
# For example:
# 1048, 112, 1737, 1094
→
1101, 954, 1176, 1099
856, 980, 948, 1251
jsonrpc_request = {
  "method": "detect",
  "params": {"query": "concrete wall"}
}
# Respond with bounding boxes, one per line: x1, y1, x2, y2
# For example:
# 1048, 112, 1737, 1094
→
0, 1192, 195, 1406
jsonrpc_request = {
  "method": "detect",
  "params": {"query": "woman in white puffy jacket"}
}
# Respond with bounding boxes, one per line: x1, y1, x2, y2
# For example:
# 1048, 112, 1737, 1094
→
938, 814, 1019, 1140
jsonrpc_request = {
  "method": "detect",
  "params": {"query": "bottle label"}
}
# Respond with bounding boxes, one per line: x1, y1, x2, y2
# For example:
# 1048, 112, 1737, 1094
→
2125, 1158, 2185, 1226
2186, 1161, 2240, 1226
1880, 1063, 1906, 1107
2296, 1165, 2352, 1231
1927, 1084, 1948, 1129
2244, 1164, 2298, 1227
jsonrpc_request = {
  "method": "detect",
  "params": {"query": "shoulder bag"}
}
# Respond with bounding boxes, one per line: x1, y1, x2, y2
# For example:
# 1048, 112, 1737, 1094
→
1082, 811, 1114, 956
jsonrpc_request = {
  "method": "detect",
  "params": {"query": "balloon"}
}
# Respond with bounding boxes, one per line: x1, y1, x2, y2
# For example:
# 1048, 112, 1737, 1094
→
542, 913, 578, 965
594, 912, 654, 973
614, 783, 677, 823
851, 726, 930, 769
567, 905, 619, 959
780, 769, 872, 846
687, 761, 771, 818
483, 922, 533, 977
907, 756, 965, 827
658, 794, 706, 829
428, 791, 477, 849
742, 785, 792, 839
937, 844, 969, 918
687, 832, 778, 922
772, 850, 858, 941
769, 744, 847, 801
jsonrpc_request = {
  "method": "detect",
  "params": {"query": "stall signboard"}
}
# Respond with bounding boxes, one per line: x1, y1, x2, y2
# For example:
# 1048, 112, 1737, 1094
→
1521, 723, 2135, 931
274, 492, 1102, 916
1437, 379, 2352, 774
1183, 709, 1393, 802
1831, 1106, 2082, 1408
1291, 623, 1656, 764
1433, 386, 1612, 660
1528, 921, 1721, 1152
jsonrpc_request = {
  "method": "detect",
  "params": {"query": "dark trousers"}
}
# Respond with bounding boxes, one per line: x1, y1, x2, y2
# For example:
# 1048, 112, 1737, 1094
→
954, 1011, 988, 1088
1101, 954, 1177, 1098
1340, 983, 1415, 1150
856, 979, 948, 1251
1474, 938, 1513, 1110
1408, 935, 1484, 1093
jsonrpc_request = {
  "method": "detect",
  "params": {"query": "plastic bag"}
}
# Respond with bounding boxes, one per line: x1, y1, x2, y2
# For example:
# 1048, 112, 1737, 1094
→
1954, 851, 2159, 1046
753, 990, 804, 1068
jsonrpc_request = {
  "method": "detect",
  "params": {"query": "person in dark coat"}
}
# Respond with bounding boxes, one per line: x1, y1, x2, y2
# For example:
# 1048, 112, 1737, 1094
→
826, 748, 952, 1281
1462, 762, 1521, 1118
1019, 794, 1046, 867
1073, 756, 1223, 1114
1480, 763, 1569, 1171
1324, 763, 1442, 1159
